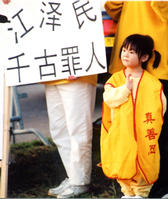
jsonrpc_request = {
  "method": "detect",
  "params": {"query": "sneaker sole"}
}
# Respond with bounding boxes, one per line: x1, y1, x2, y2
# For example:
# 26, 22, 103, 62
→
57, 188, 89, 198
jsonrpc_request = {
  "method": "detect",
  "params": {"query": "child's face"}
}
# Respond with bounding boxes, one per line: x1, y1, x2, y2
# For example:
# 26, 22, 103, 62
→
121, 45, 141, 69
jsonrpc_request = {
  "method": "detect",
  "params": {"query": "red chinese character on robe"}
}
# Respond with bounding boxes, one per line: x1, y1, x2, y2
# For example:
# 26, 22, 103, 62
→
148, 144, 156, 155
145, 128, 157, 140
144, 112, 155, 124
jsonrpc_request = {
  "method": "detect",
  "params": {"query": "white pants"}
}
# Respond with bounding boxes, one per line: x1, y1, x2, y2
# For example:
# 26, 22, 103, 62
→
45, 82, 96, 185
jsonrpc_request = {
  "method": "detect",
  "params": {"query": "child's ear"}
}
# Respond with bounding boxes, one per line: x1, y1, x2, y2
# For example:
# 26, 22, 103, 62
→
141, 54, 149, 63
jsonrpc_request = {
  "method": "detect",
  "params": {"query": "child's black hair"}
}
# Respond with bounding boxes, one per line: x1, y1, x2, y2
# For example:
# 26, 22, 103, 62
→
119, 34, 161, 69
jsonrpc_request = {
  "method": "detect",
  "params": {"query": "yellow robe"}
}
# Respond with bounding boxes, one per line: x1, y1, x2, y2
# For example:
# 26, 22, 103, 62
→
105, 1, 168, 80
101, 70, 164, 184
42, 75, 97, 86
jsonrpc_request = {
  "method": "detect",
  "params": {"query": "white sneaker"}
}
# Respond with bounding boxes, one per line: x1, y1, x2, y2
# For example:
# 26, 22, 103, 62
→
48, 178, 70, 196
162, 194, 168, 198
121, 196, 134, 198
57, 185, 89, 198
133, 196, 143, 198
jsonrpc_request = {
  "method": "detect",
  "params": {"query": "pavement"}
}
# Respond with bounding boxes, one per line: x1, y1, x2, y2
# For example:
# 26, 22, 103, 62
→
12, 83, 104, 143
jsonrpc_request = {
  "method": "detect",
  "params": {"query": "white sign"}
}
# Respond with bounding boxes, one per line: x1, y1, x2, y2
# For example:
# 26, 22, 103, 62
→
0, 68, 4, 159
0, 0, 107, 86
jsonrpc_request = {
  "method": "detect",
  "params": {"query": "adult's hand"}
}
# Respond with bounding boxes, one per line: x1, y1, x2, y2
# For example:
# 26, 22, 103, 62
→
67, 75, 79, 80
2, 0, 11, 4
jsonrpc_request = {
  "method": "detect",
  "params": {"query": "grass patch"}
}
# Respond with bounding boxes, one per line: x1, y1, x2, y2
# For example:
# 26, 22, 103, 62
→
8, 126, 122, 198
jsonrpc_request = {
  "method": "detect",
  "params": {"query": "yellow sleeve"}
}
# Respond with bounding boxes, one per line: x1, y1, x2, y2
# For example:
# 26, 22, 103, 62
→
104, 1, 123, 22
103, 83, 130, 108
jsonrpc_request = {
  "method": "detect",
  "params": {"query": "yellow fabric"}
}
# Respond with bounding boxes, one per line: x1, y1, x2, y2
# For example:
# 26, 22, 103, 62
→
105, 1, 168, 80
151, 1, 168, 22
117, 166, 153, 197
42, 75, 97, 86
104, 1, 123, 22
101, 70, 163, 184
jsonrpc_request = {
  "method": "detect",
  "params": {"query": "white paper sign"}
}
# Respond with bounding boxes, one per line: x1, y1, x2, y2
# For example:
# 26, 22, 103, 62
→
0, 68, 4, 159
0, 0, 107, 86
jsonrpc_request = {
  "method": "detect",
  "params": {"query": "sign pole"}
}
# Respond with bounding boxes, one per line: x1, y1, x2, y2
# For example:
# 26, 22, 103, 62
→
0, 76, 10, 198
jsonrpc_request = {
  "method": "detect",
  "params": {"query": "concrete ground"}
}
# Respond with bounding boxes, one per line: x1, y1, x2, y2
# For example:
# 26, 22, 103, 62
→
12, 83, 103, 143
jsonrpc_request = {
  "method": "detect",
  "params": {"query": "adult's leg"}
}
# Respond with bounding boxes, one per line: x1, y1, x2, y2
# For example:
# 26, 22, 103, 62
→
45, 85, 71, 176
58, 82, 96, 185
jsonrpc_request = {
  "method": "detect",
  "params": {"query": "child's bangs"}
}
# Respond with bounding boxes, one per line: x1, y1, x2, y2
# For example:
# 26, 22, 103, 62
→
122, 40, 138, 52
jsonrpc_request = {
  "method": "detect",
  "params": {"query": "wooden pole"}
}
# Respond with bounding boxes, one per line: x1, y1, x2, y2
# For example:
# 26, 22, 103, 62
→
0, 77, 11, 198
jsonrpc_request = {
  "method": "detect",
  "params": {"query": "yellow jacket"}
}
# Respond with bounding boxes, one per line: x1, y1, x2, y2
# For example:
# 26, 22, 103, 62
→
101, 70, 164, 184
105, 1, 168, 80
43, 75, 97, 86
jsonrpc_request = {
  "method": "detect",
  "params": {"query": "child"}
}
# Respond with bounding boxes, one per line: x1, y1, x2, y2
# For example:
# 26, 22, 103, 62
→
100, 34, 167, 198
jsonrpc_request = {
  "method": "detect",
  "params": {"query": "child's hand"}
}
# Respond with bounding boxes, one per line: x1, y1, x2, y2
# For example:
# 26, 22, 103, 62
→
126, 74, 133, 90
